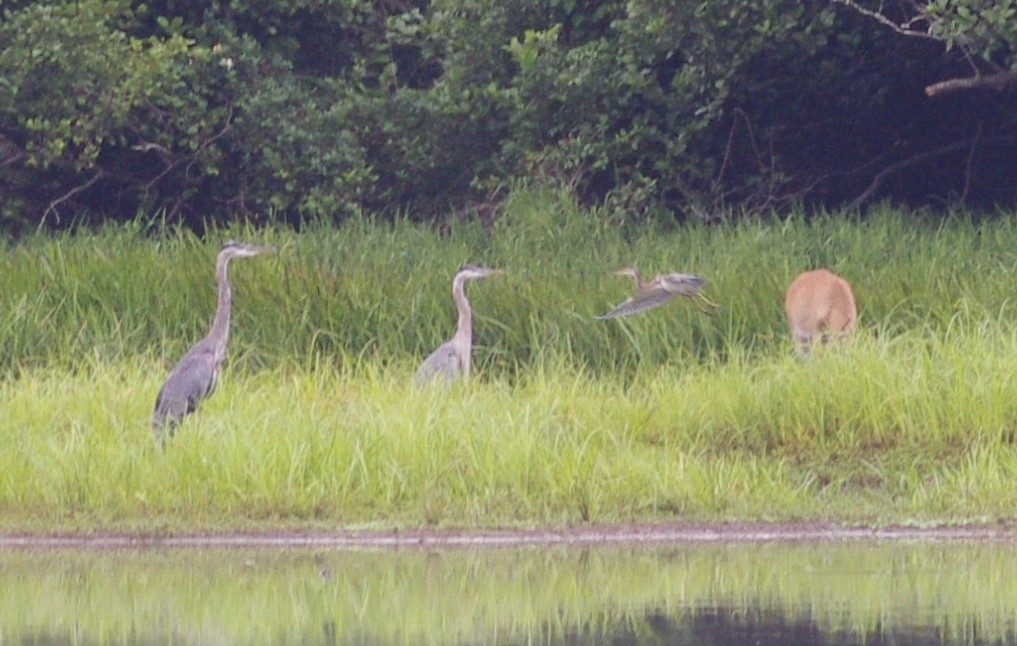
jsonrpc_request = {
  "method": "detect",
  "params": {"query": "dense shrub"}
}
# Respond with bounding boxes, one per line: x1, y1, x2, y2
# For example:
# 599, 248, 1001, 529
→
0, 0, 1014, 231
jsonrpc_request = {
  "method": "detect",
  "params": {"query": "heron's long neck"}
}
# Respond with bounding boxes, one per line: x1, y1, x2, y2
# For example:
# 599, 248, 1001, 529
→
207, 256, 233, 360
632, 270, 648, 291
452, 276, 473, 378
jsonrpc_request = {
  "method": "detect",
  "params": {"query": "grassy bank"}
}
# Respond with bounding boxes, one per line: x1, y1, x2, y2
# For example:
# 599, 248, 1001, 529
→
2, 189, 1017, 531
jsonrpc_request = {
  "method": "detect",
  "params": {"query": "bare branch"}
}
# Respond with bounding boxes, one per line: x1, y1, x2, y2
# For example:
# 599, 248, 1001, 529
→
131, 141, 174, 162
42, 168, 106, 225
0, 133, 25, 167
136, 106, 236, 194
849, 142, 967, 209
960, 122, 982, 202
185, 105, 234, 180
832, 0, 1017, 96
925, 70, 1017, 97
0, 151, 25, 167
848, 135, 1017, 209
828, 0, 939, 40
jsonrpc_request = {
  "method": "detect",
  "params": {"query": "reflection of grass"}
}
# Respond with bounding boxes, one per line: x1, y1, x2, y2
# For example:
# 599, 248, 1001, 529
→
1, 544, 1016, 643
3, 190, 1017, 529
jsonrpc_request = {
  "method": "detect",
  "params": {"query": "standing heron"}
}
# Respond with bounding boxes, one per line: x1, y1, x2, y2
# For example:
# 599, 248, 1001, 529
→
414, 263, 504, 386
152, 240, 274, 441
596, 266, 718, 320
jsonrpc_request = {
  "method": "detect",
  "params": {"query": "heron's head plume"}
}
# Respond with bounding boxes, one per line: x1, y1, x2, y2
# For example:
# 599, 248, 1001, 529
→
613, 266, 640, 279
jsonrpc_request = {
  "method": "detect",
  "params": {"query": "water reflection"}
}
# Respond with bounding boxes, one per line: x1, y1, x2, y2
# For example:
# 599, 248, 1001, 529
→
1, 542, 1015, 644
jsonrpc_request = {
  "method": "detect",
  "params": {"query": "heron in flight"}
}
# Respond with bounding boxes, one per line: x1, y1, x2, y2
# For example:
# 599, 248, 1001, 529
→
596, 266, 718, 320
152, 240, 274, 442
414, 263, 504, 386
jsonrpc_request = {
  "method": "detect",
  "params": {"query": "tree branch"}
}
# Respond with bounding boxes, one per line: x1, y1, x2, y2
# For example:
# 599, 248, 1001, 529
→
925, 70, 1017, 97
831, 0, 1017, 98
134, 106, 235, 197
42, 168, 106, 225
0, 133, 25, 167
828, 0, 939, 40
848, 135, 1017, 209
962, 123, 982, 202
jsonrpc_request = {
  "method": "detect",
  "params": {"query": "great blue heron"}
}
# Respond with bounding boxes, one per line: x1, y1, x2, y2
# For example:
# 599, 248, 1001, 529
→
596, 266, 718, 320
414, 263, 504, 386
152, 240, 274, 441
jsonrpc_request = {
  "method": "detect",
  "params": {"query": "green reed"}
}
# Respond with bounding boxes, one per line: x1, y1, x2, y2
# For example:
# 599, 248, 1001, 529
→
2, 190, 1017, 529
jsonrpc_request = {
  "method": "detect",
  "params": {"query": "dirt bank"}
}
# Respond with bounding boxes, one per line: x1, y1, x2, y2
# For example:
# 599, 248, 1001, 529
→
2, 521, 1016, 549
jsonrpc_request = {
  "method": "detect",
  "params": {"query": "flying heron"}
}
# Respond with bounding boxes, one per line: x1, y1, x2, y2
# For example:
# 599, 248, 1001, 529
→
152, 240, 274, 442
414, 263, 504, 386
596, 266, 718, 320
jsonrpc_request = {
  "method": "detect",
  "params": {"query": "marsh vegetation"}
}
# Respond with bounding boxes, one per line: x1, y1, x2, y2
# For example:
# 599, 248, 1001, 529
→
2, 189, 1017, 532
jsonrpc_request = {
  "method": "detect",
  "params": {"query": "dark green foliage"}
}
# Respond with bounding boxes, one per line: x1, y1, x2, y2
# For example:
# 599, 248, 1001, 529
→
0, 0, 386, 229
0, 0, 1015, 231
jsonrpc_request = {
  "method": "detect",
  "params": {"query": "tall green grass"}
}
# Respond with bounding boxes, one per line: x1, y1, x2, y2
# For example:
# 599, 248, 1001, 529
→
3, 192, 1015, 377
2, 189, 1017, 530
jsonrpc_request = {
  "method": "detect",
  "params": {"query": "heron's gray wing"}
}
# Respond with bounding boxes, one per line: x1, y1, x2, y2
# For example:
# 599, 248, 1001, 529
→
153, 343, 218, 429
413, 342, 462, 386
659, 273, 706, 296
595, 288, 677, 319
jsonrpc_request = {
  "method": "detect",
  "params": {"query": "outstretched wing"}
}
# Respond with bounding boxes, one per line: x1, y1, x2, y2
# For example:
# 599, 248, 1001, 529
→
658, 273, 706, 296
595, 288, 677, 320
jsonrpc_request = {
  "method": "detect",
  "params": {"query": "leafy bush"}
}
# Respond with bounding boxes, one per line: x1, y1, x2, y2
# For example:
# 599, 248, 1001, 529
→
0, 0, 380, 228
0, 0, 1014, 231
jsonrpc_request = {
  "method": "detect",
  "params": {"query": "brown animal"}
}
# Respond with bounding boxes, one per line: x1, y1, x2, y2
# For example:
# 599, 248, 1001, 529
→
784, 268, 857, 354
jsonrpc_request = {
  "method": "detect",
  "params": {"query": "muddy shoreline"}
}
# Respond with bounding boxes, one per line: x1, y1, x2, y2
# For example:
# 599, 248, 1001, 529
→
2, 521, 1016, 549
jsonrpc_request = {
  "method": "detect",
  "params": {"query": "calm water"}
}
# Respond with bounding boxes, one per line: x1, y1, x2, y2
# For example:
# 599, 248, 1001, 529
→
1, 541, 1015, 644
